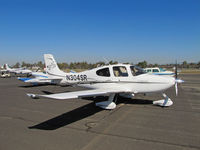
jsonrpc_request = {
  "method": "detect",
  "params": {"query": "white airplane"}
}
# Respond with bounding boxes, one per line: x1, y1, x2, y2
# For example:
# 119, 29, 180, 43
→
17, 71, 60, 85
144, 67, 175, 76
27, 54, 184, 109
5, 64, 32, 75
18, 56, 71, 85
0, 70, 11, 78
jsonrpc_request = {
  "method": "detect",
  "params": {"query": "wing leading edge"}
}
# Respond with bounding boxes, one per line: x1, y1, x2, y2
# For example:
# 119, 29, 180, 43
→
27, 88, 131, 100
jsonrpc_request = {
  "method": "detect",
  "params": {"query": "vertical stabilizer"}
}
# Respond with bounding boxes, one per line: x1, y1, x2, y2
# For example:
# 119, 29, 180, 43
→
5, 64, 11, 70
44, 54, 65, 76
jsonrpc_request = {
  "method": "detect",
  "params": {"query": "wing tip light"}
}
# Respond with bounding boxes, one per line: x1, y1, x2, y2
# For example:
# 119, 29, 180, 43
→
27, 93, 39, 99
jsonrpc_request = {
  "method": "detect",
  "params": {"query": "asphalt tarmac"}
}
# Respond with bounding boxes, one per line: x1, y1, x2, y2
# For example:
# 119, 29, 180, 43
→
0, 74, 200, 150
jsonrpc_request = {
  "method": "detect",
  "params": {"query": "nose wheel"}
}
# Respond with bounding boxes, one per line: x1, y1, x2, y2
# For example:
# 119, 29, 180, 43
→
153, 93, 173, 107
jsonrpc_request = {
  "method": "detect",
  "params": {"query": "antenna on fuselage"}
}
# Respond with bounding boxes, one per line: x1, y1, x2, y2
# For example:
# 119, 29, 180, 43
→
97, 57, 110, 68
103, 57, 110, 65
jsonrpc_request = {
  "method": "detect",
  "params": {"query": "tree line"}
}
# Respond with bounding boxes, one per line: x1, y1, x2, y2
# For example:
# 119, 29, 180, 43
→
11, 60, 200, 70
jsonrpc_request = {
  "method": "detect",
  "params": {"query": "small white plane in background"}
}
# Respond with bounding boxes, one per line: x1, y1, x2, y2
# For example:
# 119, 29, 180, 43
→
5, 64, 32, 75
143, 67, 175, 76
18, 71, 60, 85
18, 57, 74, 86
27, 54, 184, 109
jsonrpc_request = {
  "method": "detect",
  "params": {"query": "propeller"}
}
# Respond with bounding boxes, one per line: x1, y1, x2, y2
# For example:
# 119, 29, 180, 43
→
174, 61, 184, 96
175, 82, 178, 96
175, 60, 178, 79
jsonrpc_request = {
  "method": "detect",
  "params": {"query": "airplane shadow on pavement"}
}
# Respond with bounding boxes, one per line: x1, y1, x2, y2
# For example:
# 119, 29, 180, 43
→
29, 102, 102, 130
19, 84, 54, 88
28, 96, 153, 130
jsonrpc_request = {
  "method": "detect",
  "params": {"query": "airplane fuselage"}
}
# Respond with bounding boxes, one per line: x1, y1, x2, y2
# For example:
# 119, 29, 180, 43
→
47, 64, 175, 94
27, 54, 183, 109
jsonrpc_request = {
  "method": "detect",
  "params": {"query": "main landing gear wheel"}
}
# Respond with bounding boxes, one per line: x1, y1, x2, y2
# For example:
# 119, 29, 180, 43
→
95, 94, 116, 110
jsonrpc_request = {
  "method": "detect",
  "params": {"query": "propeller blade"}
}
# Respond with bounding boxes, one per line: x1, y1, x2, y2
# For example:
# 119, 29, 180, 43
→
173, 61, 184, 96
175, 60, 178, 79
175, 82, 178, 96
176, 79, 184, 83
174, 79, 184, 96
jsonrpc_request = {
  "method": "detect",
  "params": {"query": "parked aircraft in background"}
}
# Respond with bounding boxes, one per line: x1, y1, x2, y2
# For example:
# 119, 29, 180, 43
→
17, 55, 77, 86
27, 54, 184, 109
0, 70, 11, 78
143, 67, 175, 76
18, 71, 59, 85
5, 64, 32, 75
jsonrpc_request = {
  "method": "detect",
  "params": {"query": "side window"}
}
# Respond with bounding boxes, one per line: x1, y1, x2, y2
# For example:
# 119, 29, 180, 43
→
147, 69, 151, 72
130, 66, 145, 76
153, 69, 159, 73
96, 68, 110, 77
113, 66, 128, 77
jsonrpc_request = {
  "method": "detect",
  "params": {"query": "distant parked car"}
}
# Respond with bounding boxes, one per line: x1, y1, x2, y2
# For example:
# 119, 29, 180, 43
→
1, 71, 11, 78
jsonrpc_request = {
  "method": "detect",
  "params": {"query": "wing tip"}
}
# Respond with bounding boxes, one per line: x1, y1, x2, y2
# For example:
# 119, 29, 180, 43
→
27, 93, 39, 99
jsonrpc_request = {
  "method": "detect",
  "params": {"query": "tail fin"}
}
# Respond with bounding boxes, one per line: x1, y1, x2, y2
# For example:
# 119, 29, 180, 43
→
5, 64, 11, 70
44, 54, 65, 76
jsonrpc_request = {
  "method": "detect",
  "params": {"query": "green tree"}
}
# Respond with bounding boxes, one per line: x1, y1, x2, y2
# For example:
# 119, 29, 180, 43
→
13, 62, 20, 68
37, 61, 44, 69
182, 61, 188, 68
108, 60, 118, 65
69, 62, 74, 69
137, 61, 147, 68
197, 61, 200, 68
154, 63, 158, 67
58, 63, 69, 69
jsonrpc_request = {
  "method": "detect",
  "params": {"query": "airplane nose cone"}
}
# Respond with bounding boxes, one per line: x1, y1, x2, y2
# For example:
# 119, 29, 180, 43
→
147, 74, 175, 89
165, 76, 175, 83
161, 76, 175, 85
175, 79, 184, 83
151, 75, 175, 84
136, 74, 177, 93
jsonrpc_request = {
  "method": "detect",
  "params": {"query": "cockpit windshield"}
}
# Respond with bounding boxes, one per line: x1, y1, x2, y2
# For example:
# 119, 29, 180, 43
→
130, 66, 146, 76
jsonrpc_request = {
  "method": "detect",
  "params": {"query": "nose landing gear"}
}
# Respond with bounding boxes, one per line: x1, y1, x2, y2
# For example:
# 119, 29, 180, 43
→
153, 93, 173, 107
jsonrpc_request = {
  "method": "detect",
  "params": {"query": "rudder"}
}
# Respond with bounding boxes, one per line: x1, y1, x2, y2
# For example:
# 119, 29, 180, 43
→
5, 64, 11, 70
44, 54, 65, 76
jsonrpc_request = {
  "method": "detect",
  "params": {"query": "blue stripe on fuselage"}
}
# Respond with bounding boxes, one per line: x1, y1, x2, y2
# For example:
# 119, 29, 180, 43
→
18, 78, 32, 82
153, 73, 175, 75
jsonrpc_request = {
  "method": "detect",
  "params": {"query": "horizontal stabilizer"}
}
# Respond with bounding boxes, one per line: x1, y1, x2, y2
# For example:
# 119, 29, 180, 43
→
18, 77, 32, 82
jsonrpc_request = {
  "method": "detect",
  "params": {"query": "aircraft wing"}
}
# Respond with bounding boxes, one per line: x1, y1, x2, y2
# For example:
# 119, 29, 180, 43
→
27, 88, 130, 100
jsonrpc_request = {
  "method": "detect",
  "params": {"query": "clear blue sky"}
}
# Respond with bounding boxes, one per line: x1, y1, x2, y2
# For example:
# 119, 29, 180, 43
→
0, 0, 199, 65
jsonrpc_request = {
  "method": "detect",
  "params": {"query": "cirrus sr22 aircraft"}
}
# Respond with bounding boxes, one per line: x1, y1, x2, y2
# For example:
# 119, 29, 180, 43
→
27, 54, 184, 109
18, 71, 59, 85
5, 64, 32, 75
